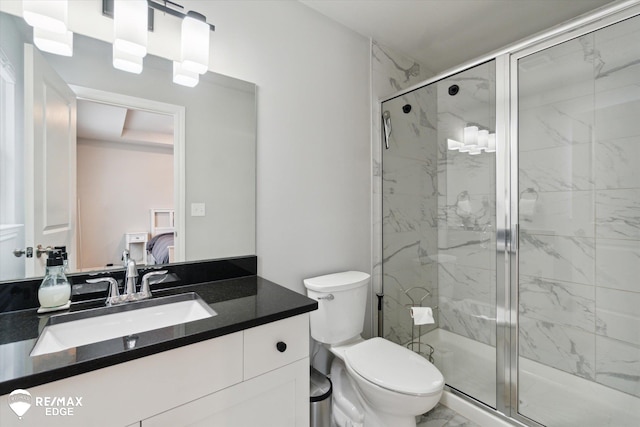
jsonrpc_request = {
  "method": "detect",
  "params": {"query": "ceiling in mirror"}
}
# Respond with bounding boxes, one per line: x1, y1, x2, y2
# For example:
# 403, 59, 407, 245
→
77, 100, 174, 146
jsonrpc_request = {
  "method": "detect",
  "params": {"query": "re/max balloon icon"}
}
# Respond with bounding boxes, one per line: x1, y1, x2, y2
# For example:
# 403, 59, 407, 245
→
8, 389, 32, 419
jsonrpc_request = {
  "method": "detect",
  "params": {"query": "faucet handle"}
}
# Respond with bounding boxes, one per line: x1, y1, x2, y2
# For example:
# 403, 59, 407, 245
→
87, 277, 121, 306
139, 270, 168, 299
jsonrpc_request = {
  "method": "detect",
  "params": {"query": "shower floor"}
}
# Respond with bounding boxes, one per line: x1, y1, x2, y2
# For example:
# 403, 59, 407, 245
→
421, 329, 640, 427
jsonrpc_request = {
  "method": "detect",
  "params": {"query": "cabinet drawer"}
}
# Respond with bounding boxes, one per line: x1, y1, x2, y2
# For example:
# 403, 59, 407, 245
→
243, 313, 309, 380
126, 232, 148, 242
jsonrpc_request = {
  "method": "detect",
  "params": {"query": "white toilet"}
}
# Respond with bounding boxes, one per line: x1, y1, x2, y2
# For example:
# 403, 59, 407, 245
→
304, 271, 444, 427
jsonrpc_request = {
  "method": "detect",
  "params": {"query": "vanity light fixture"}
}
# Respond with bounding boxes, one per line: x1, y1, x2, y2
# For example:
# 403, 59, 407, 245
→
172, 61, 199, 87
462, 126, 478, 149
485, 133, 496, 153
22, 0, 73, 56
448, 127, 496, 155
102, 0, 215, 85
22, 0, 68, 34
180, 12, 210, 75
33, 27, 73, 57
113, 0, 148, 58
477, 129, 489, 150
113, 45, 143, 74
447, 138, 462, 150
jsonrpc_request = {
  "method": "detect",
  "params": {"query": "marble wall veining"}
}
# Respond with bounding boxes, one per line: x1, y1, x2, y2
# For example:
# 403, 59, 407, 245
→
380, 82, 439, 348
518, 14, 640, 399
372, 40, 433, 342
436, 63, 497, 348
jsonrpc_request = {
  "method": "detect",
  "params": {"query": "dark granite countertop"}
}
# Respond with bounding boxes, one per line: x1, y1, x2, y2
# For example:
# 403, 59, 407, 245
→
0, 275, 317, 396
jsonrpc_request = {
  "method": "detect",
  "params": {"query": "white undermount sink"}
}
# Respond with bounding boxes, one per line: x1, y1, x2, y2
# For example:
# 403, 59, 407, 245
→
30, 292, 216, 357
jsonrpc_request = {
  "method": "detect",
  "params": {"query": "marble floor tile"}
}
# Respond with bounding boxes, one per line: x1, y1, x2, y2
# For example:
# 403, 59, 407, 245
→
417, 404, 481, 427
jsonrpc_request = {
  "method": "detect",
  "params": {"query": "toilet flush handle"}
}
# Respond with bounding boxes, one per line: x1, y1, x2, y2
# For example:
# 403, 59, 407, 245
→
318, 294, 334, 301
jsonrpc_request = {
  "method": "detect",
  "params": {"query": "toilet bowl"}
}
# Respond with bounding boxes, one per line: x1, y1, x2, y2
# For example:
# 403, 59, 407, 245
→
304, 271, 444, 427
343, 337, 443, 427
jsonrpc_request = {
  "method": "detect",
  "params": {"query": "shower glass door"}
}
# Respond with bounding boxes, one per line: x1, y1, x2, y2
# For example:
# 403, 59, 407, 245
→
381, 60, 497, 408
516, 14, 640, 427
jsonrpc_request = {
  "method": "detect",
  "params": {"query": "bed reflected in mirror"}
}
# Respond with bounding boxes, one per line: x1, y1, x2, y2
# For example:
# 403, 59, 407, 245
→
147, 209, 176, 266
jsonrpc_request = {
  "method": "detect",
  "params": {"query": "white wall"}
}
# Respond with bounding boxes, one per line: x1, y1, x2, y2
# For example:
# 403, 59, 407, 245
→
76, 138, 173, 270
184, 1, 372, 294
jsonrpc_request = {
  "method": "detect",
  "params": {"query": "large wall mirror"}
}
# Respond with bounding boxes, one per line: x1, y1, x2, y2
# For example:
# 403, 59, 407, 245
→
0, 10, 256, 282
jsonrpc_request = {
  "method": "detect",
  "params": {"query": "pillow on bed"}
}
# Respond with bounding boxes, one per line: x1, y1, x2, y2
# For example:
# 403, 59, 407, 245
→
147, 233, 174, 264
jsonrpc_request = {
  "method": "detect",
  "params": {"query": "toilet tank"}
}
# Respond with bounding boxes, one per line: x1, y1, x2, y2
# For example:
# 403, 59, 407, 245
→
304, 271, 370, 345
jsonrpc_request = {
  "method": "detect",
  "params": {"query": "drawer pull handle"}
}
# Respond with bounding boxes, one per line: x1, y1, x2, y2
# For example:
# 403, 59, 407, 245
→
276, 341, 287, 353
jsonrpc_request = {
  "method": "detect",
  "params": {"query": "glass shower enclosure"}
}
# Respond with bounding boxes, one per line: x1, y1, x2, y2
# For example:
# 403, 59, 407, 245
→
380, 5, 640, 426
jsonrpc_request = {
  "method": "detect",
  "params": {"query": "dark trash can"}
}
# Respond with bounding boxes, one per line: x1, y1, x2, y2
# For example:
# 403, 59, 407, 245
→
310, 367, 332, 427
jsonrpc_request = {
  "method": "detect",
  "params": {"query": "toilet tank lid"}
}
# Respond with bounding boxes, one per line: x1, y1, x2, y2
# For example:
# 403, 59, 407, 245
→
303, 271, 370, 292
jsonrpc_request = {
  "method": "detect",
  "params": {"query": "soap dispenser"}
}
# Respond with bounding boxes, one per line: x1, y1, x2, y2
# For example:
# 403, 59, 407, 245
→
37, 250, 72, 313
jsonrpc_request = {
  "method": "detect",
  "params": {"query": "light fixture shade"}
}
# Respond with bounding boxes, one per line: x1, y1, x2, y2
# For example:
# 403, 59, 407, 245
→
485, 133, 496, 153
447, 138, 462, 151
181, 11, 209, 74
477, 129, 489, 150
114, 0, 148, 58
33, 27, 73, 56
463, 126, 478, 148
23, 0, 68, 33
113, 45, 143, 74
173, 61, 199, 87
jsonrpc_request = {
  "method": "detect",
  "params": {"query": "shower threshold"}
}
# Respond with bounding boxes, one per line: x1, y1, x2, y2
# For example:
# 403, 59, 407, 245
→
422, 329, 640, 427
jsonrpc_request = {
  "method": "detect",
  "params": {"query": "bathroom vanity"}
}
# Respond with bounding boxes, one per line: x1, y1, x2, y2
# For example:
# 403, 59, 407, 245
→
0, 257, 317, 426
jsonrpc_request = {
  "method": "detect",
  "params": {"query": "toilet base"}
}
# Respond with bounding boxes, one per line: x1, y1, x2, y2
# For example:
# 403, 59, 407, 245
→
330, 358, 364, 427
330, 357, 437, 427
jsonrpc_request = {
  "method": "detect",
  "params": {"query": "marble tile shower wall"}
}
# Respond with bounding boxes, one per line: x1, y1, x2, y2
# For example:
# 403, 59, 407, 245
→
372, 40, 434, 345
518, 16, 640, 398
381, 86, 439, 347
436, 63, 497, 347
379, 58, 497, 351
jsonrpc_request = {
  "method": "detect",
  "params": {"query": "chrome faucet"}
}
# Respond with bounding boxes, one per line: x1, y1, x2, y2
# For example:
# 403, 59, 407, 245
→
122, 250, 138, 300
86, 277, 122, 306
124, 259, 139, 300
139, 270, 168, 299
84, 263, 167, 306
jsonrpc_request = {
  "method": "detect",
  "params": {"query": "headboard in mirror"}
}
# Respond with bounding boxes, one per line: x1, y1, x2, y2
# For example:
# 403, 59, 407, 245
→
0, 10, 256, 282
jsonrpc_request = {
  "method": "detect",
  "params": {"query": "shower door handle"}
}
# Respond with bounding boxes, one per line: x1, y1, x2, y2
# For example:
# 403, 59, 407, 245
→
382, 111, 392, 149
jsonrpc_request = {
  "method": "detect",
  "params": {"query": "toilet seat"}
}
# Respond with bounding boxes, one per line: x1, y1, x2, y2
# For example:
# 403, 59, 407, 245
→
344, 337, 443, 396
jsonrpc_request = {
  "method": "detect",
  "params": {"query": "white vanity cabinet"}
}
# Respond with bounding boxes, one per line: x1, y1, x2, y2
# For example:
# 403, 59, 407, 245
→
141, 314, 310, 427
0, 314, 310, 427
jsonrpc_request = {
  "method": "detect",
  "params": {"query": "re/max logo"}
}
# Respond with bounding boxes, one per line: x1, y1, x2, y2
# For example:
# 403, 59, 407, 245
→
35, 396, 83, 407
